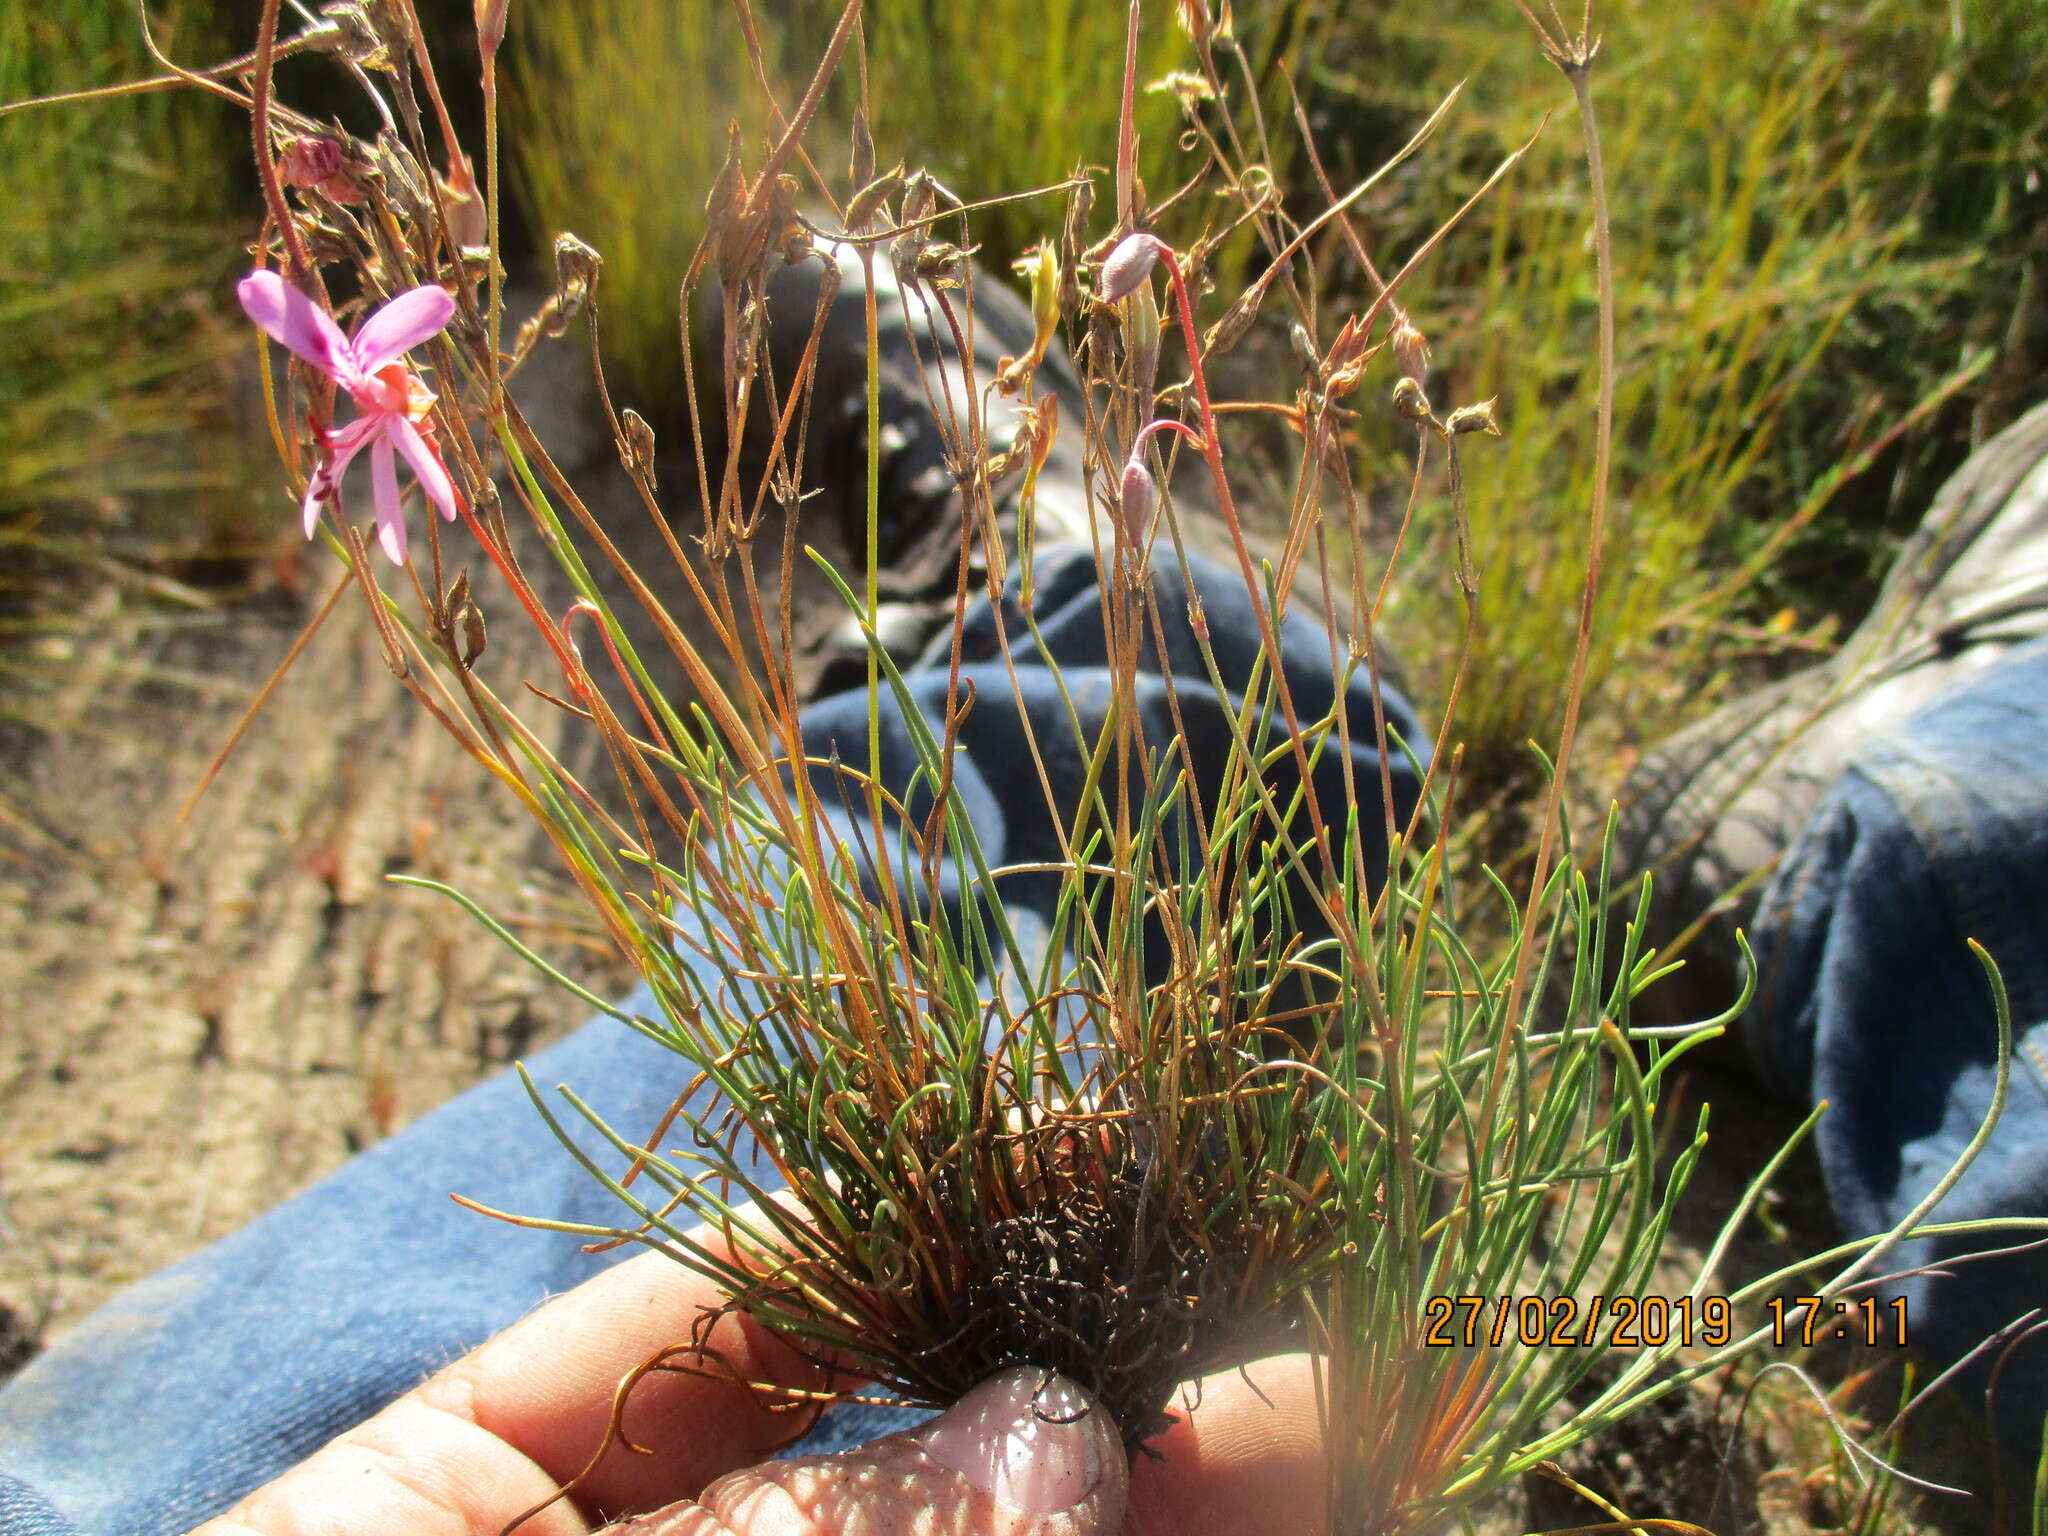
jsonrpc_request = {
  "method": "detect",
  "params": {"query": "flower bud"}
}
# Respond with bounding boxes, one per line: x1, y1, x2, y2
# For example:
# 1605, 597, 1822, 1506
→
1100, 232, 1164, 303
280, 134, 344, 188
475, 0, 508, 58
442, 151, 487, 252
279, 135, 363, 203
1391, 376, 1433, 424
1024, 242, 1061, 366
1119, 451, 1158, 538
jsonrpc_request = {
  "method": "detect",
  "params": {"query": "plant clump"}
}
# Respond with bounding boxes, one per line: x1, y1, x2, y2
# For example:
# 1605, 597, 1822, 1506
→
87, 0, 2040, 1530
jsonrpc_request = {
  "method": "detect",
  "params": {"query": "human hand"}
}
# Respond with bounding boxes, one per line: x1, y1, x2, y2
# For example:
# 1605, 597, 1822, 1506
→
191, 1244, 1328, 1536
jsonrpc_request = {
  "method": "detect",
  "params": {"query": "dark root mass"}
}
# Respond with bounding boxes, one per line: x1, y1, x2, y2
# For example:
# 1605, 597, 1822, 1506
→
731, 1111, 1338, 1448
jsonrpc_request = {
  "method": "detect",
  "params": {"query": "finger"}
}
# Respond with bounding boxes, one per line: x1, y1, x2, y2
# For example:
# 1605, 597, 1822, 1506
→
601, 1367, 1127, 1536
1125, 1354, 1330, 1536
440, 1246, 847, 1517
193, 1242, 847, 1536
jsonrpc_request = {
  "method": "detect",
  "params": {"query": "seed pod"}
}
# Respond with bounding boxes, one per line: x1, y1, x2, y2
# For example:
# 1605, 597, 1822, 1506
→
620, 408, 657, 487
1446, 397, 1503, 438
1126, 278, 1162, 401
441, 569, 470, 629
899, 171, 938, 234
1326, 314, 1369, 373
849, 108, 875, 192
846, 162, 906, 233
459, 600, 487, 670
554, 232, 602, 291
1203, 290, 1259, 358
917, 242, 973, 282
1289, 319, 1320, 377
1060, 177, 1093, 311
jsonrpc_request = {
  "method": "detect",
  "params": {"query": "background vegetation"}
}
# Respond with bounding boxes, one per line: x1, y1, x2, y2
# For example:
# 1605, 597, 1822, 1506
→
0, 1, 258, 681
497, 0, 2048, 810
10, 0, 2044, 801
1334, 0, 2048, 801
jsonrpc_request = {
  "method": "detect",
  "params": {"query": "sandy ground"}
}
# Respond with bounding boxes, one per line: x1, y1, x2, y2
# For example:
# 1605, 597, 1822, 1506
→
0, 572, 633, 1354
0, 327, 854, 1369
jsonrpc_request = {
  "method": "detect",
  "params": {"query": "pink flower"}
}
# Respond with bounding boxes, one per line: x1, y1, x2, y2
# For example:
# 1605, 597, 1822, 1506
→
277, 136, 362, 203
237, 270, 459, 563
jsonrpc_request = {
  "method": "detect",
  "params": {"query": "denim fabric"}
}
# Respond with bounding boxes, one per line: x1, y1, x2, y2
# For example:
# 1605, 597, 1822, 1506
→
1747, 636, 2048, 1451
0, 545, 1425, 1536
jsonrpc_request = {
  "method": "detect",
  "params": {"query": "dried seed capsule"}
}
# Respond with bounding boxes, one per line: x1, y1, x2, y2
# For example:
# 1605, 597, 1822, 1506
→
1390, 319, 1430, 386
620, 408, 657, 484
1447, 397, 1504, 437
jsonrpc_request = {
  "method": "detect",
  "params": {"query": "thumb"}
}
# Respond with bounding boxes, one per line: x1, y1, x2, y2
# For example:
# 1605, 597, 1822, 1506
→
607, 1367, 1127, 1536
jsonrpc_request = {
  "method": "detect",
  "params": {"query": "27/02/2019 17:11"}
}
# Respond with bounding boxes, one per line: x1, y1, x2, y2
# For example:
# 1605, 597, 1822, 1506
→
1420, 1293, 1910, 1349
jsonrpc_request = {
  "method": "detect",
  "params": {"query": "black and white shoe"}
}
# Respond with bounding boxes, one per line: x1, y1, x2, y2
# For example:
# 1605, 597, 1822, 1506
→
1617, 398, 2048, 1021
713, 235, 1095, 694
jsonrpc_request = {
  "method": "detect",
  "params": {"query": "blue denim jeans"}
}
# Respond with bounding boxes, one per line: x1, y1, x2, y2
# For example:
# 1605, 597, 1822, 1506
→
10, 549, 2048, 1533
0, 546, 1426, 1535
1744, 636, 2048, 1454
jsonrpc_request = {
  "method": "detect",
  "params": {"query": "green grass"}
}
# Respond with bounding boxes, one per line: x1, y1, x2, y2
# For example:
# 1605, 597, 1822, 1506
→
1313, 0, 2048, 807
495, 0, 2048, 813
503, 0, 1316, 403
0, 0, 260, 635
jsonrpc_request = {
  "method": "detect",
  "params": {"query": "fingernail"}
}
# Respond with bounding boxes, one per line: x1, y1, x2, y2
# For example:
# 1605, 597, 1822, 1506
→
918, 1367, 1108, 1513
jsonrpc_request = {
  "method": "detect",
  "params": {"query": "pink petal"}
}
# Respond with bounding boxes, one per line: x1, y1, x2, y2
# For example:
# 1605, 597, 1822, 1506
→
370, 437, 409, 564
351, 285, 456, 373
300, 416, 381, 540
387, 416, 458, 520
301, 477, 327, 539
325, 415, 384, 455
237, 270, 349, 376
